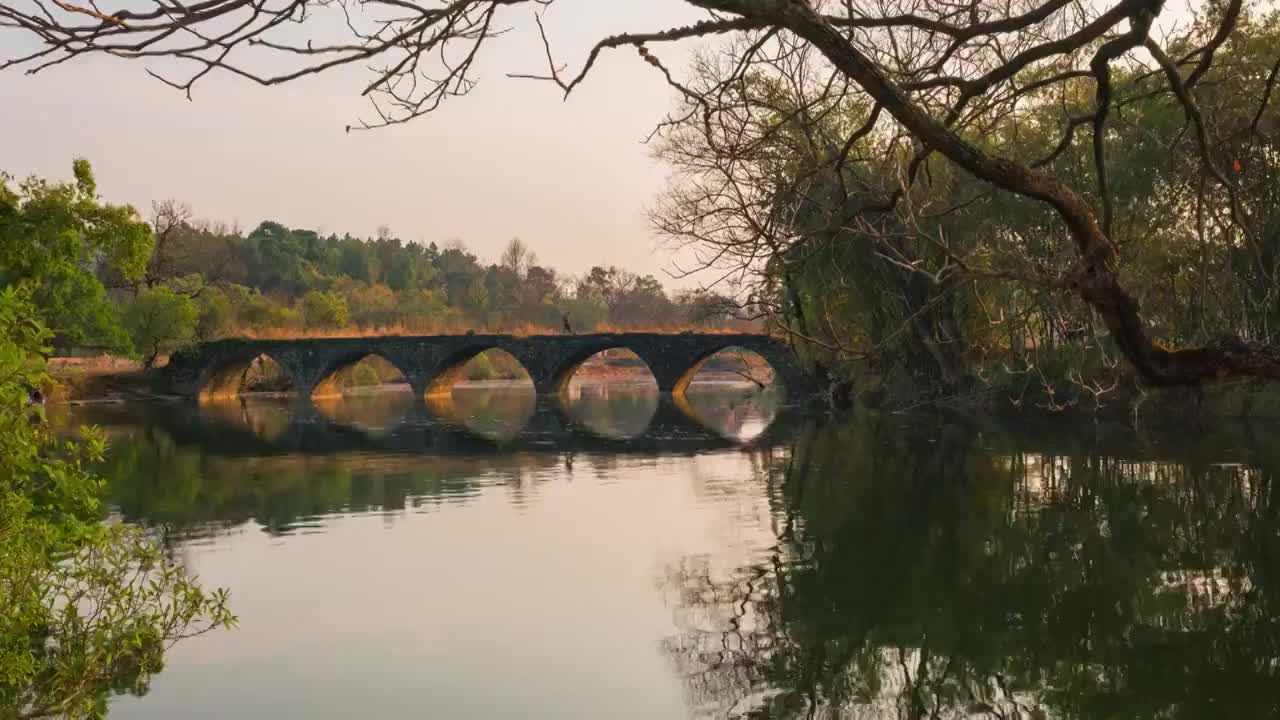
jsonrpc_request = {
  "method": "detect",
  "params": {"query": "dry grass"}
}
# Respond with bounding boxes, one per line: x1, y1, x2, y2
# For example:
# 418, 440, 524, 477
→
48, 355, 145, 376
44, 356, 157, 403
229, 321, 761, 340
235, 322, 466, 339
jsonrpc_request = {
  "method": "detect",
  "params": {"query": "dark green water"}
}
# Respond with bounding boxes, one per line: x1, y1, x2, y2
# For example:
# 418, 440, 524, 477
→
65, 383, 1280, 718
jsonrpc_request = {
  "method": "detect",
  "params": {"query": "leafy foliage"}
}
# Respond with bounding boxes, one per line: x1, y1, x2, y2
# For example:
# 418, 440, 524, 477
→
122, 288, 198, 368
0, 288, 234, 719
0, 160, 151, 352
300, 291, 349, 329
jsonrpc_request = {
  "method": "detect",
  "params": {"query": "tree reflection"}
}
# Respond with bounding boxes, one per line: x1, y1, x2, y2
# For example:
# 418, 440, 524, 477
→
97, 425, 564, 537
662, 417, 1280, 719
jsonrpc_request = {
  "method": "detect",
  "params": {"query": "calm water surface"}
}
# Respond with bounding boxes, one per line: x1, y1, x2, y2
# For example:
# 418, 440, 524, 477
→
64, 382, 1280, 718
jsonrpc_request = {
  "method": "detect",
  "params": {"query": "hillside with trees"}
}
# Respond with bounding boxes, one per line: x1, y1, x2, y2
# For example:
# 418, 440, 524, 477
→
2, 164, 756, 368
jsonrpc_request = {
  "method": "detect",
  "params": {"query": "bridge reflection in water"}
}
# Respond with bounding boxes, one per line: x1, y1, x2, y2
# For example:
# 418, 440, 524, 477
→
76, 382, 797, 541
77, 383, 800, 457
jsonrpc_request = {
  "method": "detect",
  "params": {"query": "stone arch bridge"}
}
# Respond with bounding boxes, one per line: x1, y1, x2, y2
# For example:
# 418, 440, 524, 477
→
164, 333, 816, 400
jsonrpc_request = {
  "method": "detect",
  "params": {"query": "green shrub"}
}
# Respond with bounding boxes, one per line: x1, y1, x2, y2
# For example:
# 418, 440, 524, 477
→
346, 362, 382, 387
196, 288, 234, 341
301, 291, 349, 329
123, 287, 198, 368
0, 288, 235, 716
465, 353, 496, 380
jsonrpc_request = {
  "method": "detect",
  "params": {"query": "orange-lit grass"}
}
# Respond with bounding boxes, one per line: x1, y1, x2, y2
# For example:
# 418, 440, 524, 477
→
229, 320, 761, 340
48, 355, 145, 375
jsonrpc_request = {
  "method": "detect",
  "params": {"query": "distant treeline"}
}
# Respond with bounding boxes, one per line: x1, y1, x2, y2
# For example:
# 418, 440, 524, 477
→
2, 166, 755, 365
140, 209, 749, 338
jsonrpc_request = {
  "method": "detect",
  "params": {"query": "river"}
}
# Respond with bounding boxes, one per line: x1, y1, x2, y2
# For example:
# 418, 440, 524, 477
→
60, 381, 1280, 718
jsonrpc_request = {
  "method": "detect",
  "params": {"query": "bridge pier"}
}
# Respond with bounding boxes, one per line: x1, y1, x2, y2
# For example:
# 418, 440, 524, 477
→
532, 378, 568, 398
402, 370, 431, 401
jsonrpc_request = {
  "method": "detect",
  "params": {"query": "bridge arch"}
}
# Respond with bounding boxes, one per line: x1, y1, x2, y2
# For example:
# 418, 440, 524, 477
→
672, 385, 786, 442
670, 345, 781, 395
425, 344, 534, 397
198, 350, 297, 401
621, 338, 802, 397
309, 350, 411, 399
545, 344, 658, 395
531, 336, 803, 397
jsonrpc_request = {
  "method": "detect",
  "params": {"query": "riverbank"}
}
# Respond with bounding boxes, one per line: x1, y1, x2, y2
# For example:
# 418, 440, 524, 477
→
44, 357, 167, 404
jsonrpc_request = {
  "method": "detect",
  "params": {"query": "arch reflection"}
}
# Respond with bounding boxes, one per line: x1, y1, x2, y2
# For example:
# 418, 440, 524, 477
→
677, 385, 784, 443
426, 347, 534, 397
561, 382, 659, 440
311, 389, 416, 435
422, 385, 538, 444
70, 385, 798, 458
198, 396, 293, 443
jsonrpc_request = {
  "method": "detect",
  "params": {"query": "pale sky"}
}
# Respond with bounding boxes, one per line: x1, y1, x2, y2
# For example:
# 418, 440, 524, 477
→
0, 0, 708, 285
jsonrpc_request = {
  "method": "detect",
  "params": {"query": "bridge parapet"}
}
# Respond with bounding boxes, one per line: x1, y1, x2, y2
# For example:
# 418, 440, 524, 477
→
163, 333, 817, 401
